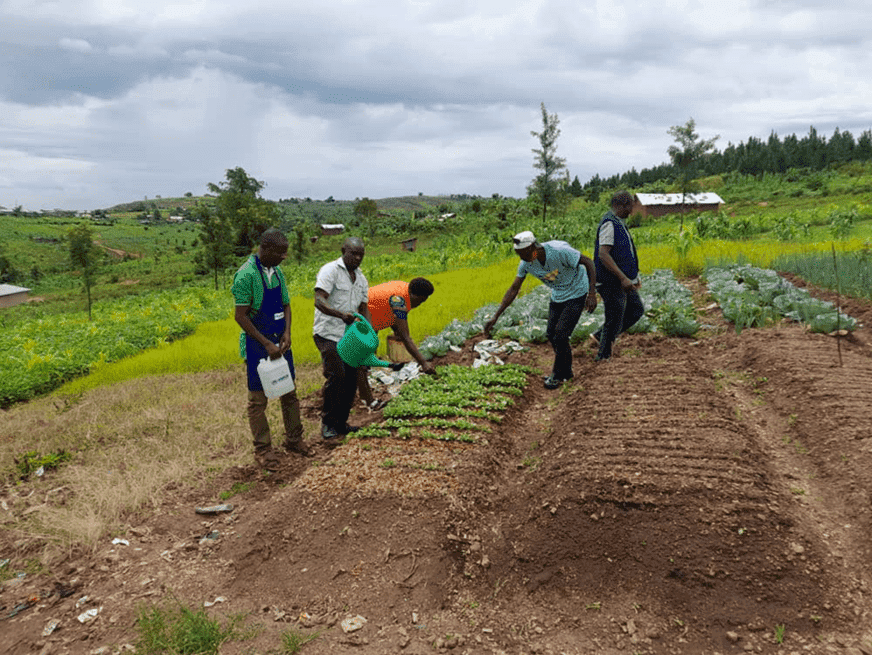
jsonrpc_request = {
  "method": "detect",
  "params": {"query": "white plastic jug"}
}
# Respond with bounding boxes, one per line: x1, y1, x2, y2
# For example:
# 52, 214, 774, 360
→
257, 354, 295, 398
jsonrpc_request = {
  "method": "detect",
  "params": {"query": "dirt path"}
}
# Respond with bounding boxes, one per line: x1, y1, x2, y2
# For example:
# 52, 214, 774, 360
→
94, 241, 141, 260
3, 283, 872, 655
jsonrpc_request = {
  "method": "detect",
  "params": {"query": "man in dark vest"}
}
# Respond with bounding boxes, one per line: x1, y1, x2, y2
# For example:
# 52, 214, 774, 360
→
592, 190, 645, 361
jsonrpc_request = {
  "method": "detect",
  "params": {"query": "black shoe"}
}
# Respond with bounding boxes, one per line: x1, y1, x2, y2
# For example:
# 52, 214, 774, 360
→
542, 373, 574, 382
321, 424, 340, 440
340, 423, 360, 434
543, 375, 571, 390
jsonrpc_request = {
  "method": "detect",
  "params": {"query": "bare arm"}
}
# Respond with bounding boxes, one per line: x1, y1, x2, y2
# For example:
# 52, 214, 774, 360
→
483, 276, 525, 337
578, 254, 598, 312
598, 245, 639, 291
279, 305, 292, 353
314, 288, 356, 325
392, 318, 436, 374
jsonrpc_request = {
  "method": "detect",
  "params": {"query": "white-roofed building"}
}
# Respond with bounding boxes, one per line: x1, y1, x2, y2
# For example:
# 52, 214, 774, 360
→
320, 224, 345, 236
0, 284, 31, 308
633, 192, 724, 218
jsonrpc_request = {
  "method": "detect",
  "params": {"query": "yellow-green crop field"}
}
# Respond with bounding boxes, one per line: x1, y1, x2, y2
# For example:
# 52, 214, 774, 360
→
4, 234, 870, 407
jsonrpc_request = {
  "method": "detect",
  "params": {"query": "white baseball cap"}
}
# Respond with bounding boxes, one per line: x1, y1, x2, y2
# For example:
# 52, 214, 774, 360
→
512, 230, 536, 250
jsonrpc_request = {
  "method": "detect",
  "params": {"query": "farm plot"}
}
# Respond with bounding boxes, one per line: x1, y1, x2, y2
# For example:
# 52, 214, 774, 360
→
0, 287, 227, 406
706, 263, 857, 333
416, 269, 699, 359
2, 278, 872, 655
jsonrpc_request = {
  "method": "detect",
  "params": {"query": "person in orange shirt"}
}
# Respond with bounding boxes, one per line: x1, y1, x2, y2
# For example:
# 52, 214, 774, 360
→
358, 277, 436, 409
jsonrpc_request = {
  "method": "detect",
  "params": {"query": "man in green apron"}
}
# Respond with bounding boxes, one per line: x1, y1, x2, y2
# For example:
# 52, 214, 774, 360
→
232, 229, 307, 471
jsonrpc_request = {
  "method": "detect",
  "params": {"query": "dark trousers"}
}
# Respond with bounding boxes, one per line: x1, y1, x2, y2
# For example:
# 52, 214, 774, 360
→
546, 296, 586, 380
314, 334, 358, 430
595, 283, 645, 360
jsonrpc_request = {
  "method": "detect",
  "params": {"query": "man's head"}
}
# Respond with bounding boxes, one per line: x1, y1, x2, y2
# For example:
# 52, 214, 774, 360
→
611, 190, 635, 219
258, 228, 288, 267
408, 277, 434, 309
341, 237, 366, 272
512, 230, 539, 262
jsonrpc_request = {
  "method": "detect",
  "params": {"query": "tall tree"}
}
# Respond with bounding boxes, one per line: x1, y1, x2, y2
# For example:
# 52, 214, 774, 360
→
353, 197, 379, 237
68, 223, 99, 320
192, 201, 235, 289
208, 167, 279, 256
528, 102, 566, 225
667, 118, 719, 228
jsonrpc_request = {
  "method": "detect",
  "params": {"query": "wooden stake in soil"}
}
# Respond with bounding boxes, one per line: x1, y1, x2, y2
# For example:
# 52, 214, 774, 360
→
832, 243, 843, 368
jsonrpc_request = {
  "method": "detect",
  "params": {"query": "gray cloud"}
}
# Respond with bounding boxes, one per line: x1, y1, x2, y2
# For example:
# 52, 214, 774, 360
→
1, 0, 871, 210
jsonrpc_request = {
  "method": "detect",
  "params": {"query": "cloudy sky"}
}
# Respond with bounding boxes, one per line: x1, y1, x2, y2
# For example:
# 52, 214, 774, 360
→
2, 0, 871, 211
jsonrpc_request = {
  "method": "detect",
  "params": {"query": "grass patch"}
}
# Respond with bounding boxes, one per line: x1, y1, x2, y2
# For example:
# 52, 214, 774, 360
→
12, 449, 73, 480
279, 627, 321, 653
219, 481, 253, 501
0, 364, 320, 558
135, 598, 252, 655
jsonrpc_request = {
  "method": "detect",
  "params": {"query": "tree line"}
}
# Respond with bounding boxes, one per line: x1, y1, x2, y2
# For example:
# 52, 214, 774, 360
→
581, 125, 872, 196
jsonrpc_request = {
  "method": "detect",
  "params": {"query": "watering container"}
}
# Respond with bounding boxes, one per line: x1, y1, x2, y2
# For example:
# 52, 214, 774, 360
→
337, 314, 391, 368
257, 352, 295, 398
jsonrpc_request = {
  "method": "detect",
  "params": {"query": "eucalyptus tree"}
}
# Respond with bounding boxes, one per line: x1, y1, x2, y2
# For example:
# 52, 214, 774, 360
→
528, 103, 567, 225
667, 118, 719, 229
67, 223, 100, 319
192, 201, 235, 289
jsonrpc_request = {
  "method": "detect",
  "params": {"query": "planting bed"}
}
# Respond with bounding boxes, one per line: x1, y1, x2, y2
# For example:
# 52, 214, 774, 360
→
2, 274, 872, 654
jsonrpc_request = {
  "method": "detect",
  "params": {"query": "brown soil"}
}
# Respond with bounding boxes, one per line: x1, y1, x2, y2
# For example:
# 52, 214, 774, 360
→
3, 277, 872, 655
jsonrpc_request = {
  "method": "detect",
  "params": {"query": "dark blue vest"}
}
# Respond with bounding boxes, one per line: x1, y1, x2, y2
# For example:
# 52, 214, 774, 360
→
594, 211, 639, 286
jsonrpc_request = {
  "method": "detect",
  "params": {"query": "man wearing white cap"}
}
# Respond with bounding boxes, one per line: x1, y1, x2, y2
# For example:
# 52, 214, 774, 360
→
483, 231, 596, 389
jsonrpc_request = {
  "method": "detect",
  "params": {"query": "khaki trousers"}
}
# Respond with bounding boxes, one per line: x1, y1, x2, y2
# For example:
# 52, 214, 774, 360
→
247, 389, 303, 450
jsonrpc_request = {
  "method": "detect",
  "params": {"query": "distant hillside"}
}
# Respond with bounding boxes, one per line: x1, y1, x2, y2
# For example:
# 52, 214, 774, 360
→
107, 196, 209, 213
105, 194, 458, 215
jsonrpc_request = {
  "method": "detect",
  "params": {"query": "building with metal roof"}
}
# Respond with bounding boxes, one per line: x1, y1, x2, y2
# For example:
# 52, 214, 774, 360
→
0, 284, 32, 308
633, 192, 724, 218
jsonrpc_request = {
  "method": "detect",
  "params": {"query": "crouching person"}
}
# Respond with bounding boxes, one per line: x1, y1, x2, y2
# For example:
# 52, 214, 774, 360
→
484, 231, 596, 389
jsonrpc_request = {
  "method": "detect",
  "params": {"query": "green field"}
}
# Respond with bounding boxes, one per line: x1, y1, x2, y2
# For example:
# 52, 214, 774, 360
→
2, 162, 872, 407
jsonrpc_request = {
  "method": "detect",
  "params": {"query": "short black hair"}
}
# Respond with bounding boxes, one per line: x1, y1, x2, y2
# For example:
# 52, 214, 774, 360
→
409, 277, 434, 298
260, 228, 288, 248
611, 190, 634, 208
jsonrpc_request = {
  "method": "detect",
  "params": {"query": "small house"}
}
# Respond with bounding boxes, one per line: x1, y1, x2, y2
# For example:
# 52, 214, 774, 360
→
400, 238, 417, 252
0, 284, 32, 309
633, 193, 724, 218
320, 223, 345, 236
